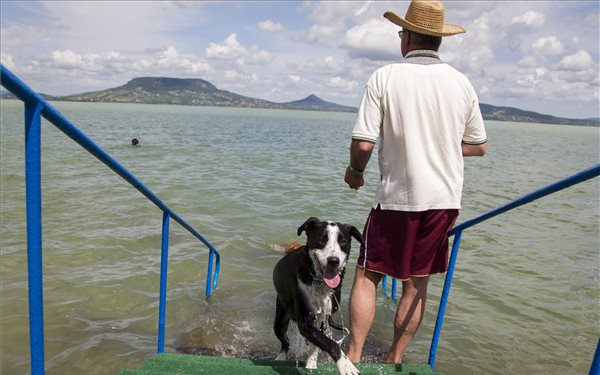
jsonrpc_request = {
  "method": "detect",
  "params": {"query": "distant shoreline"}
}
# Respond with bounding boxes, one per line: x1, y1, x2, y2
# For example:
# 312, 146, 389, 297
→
2, 82, 599, 127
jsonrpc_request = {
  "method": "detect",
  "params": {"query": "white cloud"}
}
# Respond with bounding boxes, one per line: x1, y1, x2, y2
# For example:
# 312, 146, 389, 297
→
326, 76, 358, 92
158, 46, 179, 64
511, 11, 545, 27
205, 34, 274, 66
258, 20, 284, 32
287, 56, 342, 76
223, 69, 257, 83
518, 56, 538, 68
532, 36, 565, 56
27, 46, 213, 91
307, 24, 338, 43
304, 1, 352, 26
584, 13, 599, 27
205, 34, 246, 60
557, 50, 594, 71
1, 53, 15, 70
342, 19, 398, 61
50, 49, 83, 68
287, 73, 314, 88
354, 2, 371, 17
1, 1, 598, 118
248, 45, 275, 65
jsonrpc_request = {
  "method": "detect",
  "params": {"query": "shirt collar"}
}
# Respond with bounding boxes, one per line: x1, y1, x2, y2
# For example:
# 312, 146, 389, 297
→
402, 50, 443, 65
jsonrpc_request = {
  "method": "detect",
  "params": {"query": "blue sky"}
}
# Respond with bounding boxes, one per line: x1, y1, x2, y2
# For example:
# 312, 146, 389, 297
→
1, 1, 599, 119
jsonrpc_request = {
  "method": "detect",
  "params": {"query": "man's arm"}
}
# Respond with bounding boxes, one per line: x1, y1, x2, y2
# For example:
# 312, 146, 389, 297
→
345, 140, 375, 190
462, 141, 487, 157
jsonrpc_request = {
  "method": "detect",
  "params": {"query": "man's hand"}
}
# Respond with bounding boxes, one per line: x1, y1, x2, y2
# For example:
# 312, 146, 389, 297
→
345, 140, 374, 190
345, 166, 364, 190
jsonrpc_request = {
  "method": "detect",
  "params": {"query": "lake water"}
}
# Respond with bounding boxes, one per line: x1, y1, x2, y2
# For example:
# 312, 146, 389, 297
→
1, 100, 598, 375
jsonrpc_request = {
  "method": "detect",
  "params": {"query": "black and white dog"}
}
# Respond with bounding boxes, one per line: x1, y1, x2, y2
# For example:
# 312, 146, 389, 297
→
273, 217, 363, 375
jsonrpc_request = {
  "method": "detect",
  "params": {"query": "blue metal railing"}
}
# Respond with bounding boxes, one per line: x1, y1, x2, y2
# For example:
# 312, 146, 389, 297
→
1, 65, 221, 375
381, 163, 600, 372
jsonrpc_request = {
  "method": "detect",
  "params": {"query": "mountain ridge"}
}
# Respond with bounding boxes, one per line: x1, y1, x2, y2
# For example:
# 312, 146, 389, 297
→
1, 77, 598, 125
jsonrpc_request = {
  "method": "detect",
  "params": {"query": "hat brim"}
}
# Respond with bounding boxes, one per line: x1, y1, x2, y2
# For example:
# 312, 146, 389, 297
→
384, 11, 465, 37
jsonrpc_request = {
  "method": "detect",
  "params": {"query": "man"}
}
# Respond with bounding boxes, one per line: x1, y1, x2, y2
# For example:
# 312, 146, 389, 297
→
344, 0, 488, 364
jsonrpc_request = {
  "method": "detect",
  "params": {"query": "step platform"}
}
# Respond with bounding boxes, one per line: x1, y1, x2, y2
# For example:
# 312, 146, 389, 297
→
120, 353, 445, 375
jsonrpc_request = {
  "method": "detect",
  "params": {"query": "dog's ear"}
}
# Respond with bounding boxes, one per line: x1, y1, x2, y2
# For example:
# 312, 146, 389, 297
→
348, 225, 364, 246
297, 217, 320, 236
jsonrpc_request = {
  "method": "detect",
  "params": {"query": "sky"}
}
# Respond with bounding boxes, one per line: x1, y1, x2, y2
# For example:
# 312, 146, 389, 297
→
1, 1, 599, 119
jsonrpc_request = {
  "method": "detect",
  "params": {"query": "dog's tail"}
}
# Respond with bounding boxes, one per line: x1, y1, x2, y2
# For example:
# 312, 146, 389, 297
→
284, 242, 303, 255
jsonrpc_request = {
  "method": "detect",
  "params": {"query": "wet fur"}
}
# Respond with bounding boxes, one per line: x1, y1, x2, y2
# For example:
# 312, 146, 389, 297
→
273, 217, 363, 375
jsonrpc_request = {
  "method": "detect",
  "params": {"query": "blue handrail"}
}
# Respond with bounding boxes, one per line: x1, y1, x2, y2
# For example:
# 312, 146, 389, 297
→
591, 338, 600, 375
381, 164, 600, 371
1, 65, 221, 375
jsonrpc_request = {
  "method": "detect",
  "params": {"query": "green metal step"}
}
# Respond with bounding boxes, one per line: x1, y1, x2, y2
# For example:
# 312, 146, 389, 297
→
119, 353, 445, 375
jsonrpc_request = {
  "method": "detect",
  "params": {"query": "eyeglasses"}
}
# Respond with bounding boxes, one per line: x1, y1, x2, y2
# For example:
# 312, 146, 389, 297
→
398, 30, 408, 39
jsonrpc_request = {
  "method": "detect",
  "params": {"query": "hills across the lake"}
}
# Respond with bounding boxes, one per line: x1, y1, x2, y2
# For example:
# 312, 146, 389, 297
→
59, 77, 358, 113
2, 76, 598, 126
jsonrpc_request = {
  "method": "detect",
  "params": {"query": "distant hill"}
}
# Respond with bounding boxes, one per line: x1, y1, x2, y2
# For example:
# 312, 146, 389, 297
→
60, 77, 291, 110
480, 103, 598, 127
1, 90, 59, 101
281, 94, 357, 112
58, 77, 357, 113
1, 77, 598, 125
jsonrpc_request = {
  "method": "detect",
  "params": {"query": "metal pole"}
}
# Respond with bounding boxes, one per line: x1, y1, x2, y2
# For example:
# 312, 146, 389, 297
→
428, 229, 463, 369
25, 101, 45, 375
590, 338, 600, 375
157, 211, 170, 353
211, 248, 220, 293
205, 249, 215, 299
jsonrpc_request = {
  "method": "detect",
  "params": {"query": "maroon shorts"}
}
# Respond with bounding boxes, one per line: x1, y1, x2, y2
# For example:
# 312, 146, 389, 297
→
357, 207, 459, 280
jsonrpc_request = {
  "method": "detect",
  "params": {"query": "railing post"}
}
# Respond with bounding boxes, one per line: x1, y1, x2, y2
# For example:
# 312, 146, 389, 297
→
381, 274, 387, 297
428, 229, 463, 370
157, 211, 170, 354
25, 101, 45, 375
590, 338, 600, 375
381, 275, 398, 302
205, 249, 215, 299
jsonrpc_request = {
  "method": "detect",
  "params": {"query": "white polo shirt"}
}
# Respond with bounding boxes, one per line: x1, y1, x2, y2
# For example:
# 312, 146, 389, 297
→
352, 50, 487, 211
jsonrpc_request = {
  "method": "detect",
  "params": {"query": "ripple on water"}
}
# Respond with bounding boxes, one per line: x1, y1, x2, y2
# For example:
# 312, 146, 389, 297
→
1, 102, 598, 375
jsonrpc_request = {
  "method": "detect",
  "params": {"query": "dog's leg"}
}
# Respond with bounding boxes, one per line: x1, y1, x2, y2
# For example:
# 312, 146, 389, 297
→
297, 312, 360, 375
335, 352, 360, 375
304, 344, 319, 369
274, 297, 290, 360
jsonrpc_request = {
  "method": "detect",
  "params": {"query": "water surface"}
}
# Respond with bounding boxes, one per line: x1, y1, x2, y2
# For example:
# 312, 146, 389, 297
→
1, 100, 598, 375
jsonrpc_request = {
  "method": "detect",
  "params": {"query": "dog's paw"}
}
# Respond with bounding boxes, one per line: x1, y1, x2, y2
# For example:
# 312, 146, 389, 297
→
336, 353, 360, 375
305, 359, 318, 369
275, 351, 288, 361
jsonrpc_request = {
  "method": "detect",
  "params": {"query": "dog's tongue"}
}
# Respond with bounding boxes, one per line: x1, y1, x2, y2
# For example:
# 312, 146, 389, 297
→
323, 269, 340, 288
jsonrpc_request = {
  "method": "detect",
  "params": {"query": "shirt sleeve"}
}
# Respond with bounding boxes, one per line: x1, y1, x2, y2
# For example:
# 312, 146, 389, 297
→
352, 78, 382, 144
462, 87, 487, 145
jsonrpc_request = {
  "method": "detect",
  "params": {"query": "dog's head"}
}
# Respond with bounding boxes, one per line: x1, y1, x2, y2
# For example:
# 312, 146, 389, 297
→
297, 217, 363, 289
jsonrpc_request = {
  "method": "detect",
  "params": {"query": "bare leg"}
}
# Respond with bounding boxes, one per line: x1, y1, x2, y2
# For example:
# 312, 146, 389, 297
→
347, 266, 382, 363
385, 276, 429, 363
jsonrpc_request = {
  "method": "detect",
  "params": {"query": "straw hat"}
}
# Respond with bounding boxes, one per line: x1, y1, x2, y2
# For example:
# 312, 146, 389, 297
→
384, 0, 466, 37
